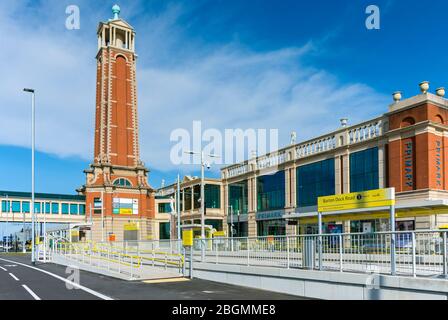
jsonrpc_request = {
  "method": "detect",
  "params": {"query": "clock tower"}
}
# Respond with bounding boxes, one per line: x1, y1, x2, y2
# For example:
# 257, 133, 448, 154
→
79, 5, 155, 242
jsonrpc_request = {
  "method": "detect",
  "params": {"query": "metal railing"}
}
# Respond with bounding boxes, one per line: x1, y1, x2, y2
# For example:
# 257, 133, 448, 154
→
48, 239, 184, 280
192, 230, 448, 278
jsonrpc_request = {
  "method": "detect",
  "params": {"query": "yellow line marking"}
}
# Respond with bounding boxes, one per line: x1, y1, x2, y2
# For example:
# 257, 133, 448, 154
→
142, 277, 190, 284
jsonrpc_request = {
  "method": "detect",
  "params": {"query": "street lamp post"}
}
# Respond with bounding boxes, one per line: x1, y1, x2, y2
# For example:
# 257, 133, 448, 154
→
177, 174, 181, 245
23, 88, 36, 264
184, 150, 219, 261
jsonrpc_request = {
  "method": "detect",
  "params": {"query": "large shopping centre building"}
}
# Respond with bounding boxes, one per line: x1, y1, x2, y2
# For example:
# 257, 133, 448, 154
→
159, 87, 448, 238
2, 6, 448, 241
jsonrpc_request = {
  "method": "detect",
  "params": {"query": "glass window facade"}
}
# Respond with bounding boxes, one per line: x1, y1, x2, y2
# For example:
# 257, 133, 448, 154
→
45, 202, 50, 214
205, 184, 220, 209
349, 147, 379, 192
1, 200, 10, 213
70, 204, 78, 215
257, 220, 286, 236
228, 180, 248, 215
51, 203, 59, 214
22, 201, 30, 213
34, 202, 41, 214
231, 222, 248, 237
297, 158, 335, 207
257, 171, 285, 212
79, 204, 85, 215
159, 222, 170, 240
61, 203, 69, 214
158, 203, 172, 213
184, 187, 192, 211
193, 185, 200, 209
12, 201, 20, 213
113, 178, 132, 187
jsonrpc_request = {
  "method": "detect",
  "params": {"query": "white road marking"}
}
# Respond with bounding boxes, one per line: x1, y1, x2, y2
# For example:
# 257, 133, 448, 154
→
9, 273, 19, 281
22, 285, 41, 300
5, 264, 17, 267
0, 266, 7, 271
0, 258, 113, 300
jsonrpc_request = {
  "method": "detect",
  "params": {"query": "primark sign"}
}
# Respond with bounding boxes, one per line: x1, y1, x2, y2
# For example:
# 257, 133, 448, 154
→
256, 210, 285, 221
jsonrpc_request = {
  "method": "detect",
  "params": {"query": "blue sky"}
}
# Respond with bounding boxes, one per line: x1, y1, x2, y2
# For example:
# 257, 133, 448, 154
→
0, 0, 447, 194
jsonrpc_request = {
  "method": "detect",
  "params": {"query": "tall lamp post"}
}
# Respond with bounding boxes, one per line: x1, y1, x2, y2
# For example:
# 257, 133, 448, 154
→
23, 88, 36, 264
177, 174, 181, 247
184, 150, 219, 260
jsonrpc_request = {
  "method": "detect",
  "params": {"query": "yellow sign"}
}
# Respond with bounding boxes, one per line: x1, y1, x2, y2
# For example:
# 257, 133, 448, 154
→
213, 231, 226, 237
124, 223, 139, 231
318, 188, 395, 213
119, 208, 133, 215
182, 230, 193, 247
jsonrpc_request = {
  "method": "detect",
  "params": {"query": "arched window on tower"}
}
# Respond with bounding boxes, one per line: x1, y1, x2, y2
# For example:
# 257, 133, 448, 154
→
113, 178, 132, 187
401, 117, 415, 128
433, 114, 444, 124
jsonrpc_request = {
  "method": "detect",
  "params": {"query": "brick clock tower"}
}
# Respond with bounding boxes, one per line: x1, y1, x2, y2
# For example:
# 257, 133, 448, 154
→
78, 5, 155, 242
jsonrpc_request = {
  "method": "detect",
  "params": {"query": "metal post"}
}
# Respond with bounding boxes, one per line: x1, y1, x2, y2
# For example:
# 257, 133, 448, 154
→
43, 201, 48, 262
339, 234, 343, 272
200, 151, 205, 262
165, 253, 168, 270
229, 205, 234, 252
130, 254, 133, 279
22, 203, 25, 253
215, 238, 218, 264
247, 238, 250, 266
89, 203, 93, 242
107, 246, 110, 271
443, 231, 447, 278
189, 247, 193, 279
23, 89, 36, 264
318, 211, 322, 270
286, 236, 290, 269
390, 205, 396, 275
411, 231, 416, 277
182, 247, 186, 276
177, 174, 181, 252
5, 195, 8, 253
101, 191, 104, 242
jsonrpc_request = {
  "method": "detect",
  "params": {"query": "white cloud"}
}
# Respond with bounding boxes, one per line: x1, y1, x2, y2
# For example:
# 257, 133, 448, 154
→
0, 1, 389, 174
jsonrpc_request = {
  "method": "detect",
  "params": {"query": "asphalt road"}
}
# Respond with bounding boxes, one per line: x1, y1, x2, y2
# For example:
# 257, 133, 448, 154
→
0, 253, 305, 300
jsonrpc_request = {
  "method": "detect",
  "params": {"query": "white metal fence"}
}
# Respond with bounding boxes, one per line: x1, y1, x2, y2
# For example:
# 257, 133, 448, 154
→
192, 230, 448, 278
47, 239, 184, 280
